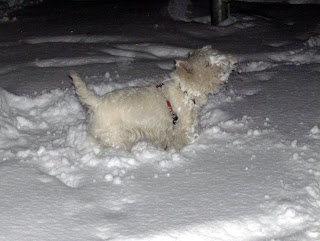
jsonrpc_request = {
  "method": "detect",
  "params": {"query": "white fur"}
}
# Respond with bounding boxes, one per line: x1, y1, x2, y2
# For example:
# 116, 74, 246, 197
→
69, 46, 237, 151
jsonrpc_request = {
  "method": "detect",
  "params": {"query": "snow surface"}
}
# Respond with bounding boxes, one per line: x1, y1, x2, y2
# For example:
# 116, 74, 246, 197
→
0, 0, 42, 23
236, 0, 320, 3
1, 0, 25, 8
0, 1, 320, 240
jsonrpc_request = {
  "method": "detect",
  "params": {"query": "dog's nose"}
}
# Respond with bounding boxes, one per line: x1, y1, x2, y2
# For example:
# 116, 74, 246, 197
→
232, 62, 240, 71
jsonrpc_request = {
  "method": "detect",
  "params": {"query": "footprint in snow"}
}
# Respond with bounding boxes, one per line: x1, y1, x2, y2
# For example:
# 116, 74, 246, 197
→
37, 176, 54, 184
237, 88, 261, 96
265, 41, 291, 48
100, 48, 158, 60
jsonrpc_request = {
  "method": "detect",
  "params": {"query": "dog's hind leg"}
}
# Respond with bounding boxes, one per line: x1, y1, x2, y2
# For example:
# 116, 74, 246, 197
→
94, 128, 135, 151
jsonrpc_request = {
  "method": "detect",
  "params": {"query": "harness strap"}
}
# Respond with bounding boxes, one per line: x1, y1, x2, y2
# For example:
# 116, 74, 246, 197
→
165, 99, 178, 125
156, 83, 196, 125
156, 83, 178, 125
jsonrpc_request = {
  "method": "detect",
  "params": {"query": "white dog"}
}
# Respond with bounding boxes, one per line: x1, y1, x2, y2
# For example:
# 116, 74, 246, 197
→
70, 46, 237, 151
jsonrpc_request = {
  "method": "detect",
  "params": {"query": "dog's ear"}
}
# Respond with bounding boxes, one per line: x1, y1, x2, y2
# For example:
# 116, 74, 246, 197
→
176, 60, 193, 74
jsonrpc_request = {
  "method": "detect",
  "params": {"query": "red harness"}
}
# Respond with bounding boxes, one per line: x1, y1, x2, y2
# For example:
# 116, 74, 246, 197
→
156, 83, 195, 125
156, 83, 178, 125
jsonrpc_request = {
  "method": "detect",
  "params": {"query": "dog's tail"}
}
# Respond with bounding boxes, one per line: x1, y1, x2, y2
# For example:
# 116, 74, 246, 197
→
69, 71, 99, 109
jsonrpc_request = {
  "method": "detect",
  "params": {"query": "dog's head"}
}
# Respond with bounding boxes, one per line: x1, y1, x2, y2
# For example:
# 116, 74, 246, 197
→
171, 46, 237, 105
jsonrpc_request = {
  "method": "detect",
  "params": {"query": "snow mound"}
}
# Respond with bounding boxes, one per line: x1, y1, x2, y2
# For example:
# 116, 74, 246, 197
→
309, 125, 320, 139
33, 56, 134, 68
101, 44, 191, 60
304, 34, 320, 48
238, 61, 277, 73
238, 47, 320, 73
24, 35, 141, 44
27, 42, 190, 69
112, 43, 191, 58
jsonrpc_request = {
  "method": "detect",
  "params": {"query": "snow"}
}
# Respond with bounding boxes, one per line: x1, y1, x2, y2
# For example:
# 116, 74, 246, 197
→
1, 0, 25, 8
0, 0, 42, 22
0, 1, 320, 240
236, 0, 320, 3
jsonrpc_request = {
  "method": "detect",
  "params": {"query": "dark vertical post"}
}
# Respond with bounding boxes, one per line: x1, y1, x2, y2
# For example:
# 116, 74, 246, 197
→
210, 0, 230, 25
